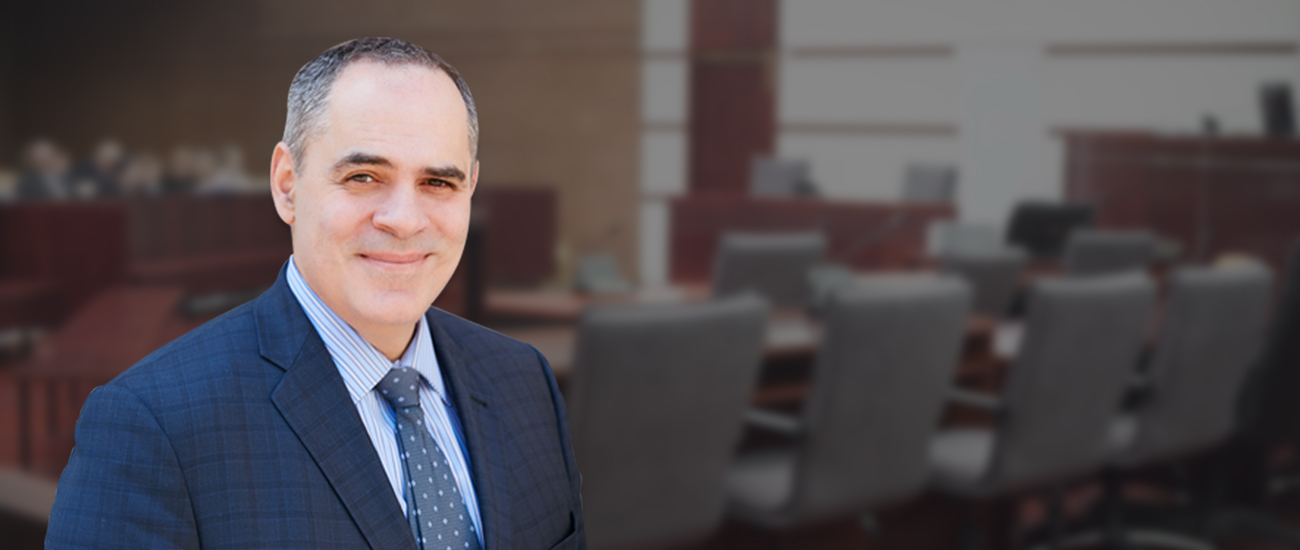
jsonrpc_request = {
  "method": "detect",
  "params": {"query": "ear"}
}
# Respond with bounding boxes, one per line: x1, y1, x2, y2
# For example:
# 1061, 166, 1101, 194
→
467, 160, 479, 197
270, 142, 297, 225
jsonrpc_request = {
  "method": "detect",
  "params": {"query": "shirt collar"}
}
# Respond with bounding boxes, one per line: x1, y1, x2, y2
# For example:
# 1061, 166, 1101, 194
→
285, 256, 447, 405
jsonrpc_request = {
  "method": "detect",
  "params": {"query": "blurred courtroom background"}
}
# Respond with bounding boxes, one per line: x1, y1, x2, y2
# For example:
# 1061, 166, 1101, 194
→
5, 0, 1300, 549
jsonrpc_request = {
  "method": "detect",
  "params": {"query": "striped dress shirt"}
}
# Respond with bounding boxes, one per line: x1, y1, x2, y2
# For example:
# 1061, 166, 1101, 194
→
286, 257, 483, 546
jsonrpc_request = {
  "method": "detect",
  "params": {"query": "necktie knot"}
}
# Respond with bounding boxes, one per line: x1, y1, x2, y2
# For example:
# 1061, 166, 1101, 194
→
378, 366, 422, 410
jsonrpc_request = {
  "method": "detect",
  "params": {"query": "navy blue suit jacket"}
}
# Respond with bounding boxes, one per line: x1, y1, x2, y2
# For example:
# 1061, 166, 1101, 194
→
46, 267, 585, 549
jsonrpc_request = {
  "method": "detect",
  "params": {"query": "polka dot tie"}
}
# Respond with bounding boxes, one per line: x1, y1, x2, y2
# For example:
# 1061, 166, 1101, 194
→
378, 367, 480, 550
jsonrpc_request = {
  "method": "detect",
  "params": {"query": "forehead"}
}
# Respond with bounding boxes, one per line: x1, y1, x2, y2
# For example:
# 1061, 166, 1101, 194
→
318, 61, 471, 161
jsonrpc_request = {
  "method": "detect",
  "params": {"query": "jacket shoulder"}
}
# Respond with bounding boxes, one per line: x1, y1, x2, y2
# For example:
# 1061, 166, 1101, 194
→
426, 307, 540, 359
108, 300, 267, 397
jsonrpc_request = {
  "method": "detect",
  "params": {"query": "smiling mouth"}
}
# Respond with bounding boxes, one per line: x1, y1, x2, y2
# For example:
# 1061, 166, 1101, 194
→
359, 252, 429, 266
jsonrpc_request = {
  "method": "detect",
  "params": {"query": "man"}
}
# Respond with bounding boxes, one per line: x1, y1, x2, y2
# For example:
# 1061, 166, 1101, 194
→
69, 139, 126, 198
46, 38, 585, 550
16, 138, 71, 201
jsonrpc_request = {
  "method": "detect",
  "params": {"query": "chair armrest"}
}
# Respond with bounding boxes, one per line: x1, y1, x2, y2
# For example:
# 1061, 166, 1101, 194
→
1130, 371, 1151, 391
1122, 371, 1154, 411
946, 387, 1005, 413
744, 408, 804, 437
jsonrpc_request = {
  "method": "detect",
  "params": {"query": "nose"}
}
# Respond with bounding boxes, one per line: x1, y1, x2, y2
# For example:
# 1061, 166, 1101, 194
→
371, 183, 428, 239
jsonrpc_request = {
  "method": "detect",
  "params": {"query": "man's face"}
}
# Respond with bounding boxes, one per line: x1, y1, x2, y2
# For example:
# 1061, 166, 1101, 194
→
272, 61, 477, 338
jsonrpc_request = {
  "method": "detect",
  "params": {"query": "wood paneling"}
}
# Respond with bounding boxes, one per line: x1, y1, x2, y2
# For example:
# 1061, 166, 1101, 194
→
123, 195, 291, 293
688, 0, 778, 196
0, 203, 128, 321
689, 61, 775, 194
1064, 131, 1300, 272
126, 195, 289, 262
691, 0, 777, 52
475, 187, 556, 286
0, 197, 291, 322
0, 370, 20, 467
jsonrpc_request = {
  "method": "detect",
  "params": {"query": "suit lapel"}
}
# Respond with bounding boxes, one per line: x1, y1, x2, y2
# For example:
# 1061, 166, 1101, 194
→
256, 268, 415, 550
427, 311, 506, 550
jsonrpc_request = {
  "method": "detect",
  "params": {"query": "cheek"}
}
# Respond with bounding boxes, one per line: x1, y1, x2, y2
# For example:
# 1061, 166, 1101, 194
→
309, 199, 372, 252
430, 199, 472, 242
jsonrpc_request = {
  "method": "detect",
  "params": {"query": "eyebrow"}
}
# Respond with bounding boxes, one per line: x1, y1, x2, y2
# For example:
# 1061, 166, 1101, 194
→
332, 152, 467, 182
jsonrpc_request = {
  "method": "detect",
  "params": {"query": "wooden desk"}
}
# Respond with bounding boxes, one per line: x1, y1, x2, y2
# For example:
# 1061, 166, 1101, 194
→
0, 203, 128, 322
670, 195, 955, 283
1063, 131, 1300, 273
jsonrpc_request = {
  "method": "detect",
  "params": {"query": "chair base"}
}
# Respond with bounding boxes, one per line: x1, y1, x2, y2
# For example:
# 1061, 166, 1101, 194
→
1202, 506, 1300, 548
1029, 528, 1215, 550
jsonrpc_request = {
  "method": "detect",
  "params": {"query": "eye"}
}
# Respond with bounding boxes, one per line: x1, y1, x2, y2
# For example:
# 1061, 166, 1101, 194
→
425, 178, 456, 190
347, 173, 375, 184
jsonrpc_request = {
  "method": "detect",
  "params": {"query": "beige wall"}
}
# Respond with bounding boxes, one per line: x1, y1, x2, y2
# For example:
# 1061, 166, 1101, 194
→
7, 0, 642, 282
775, 0, 1300, 224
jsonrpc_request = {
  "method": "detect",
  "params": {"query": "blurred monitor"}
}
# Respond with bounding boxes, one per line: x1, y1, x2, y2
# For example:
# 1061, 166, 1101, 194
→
749, 156, 813, 198
1005, 201, 1095, 260
901, 163, 957, 204
1261, 82, 1294, 137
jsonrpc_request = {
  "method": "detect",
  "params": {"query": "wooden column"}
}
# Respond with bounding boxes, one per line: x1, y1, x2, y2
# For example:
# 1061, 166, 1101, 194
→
689, 0, 778, 195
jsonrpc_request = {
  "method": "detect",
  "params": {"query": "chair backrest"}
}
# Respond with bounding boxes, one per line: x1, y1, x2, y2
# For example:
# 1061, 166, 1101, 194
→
1122, 262, 1273, 465
988, 273, 1154, 491
1006, 201, 1095, 259
927, 221, 1004, 258
1241, 240, 1300, 440
787, 274, 970, 519
713, 232, 827, 308
1062, 229, 1159, 277
750, 157, 811, 198
567, 295, 768, 549
806, 264, 856, 312
902, 163, 958, 204
939, 248, 1028, 318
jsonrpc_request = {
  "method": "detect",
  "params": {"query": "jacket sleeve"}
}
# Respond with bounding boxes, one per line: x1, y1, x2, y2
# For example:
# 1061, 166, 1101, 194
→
46, 384, 200, 550
532, 347, 587, 550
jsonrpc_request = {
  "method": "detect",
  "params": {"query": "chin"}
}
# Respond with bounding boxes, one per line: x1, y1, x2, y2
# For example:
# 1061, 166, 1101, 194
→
354, 289, 438, 327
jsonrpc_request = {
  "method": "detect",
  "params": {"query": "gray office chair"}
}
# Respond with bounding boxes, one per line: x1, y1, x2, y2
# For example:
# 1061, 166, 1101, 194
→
713, 231, 827, 309
1061, 229, 1159, 277
938, 248, 1028, 319
1053, 262, 1275, 550
930, 272, 1155, 499
805, 263, 855, 312
566, 295, 768, 549
727, 274, 971, 528
1111, 262, 1273, 467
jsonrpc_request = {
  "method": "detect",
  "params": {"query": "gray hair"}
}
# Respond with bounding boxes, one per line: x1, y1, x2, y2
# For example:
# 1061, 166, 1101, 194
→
283, 37, 479, 173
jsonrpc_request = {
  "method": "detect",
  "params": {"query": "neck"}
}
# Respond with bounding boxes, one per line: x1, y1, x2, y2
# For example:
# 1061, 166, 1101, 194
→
354, 321, 419, 362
